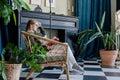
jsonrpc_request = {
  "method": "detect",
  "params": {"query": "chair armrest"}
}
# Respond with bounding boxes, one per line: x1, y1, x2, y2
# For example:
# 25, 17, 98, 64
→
21, 31, 68, 47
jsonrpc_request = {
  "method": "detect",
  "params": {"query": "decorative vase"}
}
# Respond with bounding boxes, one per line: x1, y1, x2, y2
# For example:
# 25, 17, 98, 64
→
34, 5, 42, 12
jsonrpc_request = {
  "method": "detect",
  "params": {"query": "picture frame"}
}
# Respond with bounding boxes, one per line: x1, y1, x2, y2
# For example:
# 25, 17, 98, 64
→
46, 0, 55, 7
30, 0, 41, 5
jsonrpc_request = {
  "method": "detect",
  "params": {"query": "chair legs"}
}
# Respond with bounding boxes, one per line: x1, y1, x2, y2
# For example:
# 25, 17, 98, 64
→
61, 63, 64, 71
25, 64, 70, 80
26, 68, 35, 80
66, 63, 70, 80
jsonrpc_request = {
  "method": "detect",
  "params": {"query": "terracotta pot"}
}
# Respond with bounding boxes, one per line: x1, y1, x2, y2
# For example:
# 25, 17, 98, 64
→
5, 64, 22, 80
100, 50, 118, 67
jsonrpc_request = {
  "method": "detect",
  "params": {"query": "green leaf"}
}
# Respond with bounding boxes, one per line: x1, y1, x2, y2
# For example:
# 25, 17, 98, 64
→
1, 51, 7, 80
77, 29, 93, 44
85, 32, 101, 45
12, 11, 16, 26
100, 12, 106, 29
95, 22, 103, 36
102, 34, 109, 49
78, 44, 87, 56
20, 0, 30, 10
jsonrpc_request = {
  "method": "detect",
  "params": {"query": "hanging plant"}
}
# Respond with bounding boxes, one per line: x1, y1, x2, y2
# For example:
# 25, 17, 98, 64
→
0, 0, 30, 25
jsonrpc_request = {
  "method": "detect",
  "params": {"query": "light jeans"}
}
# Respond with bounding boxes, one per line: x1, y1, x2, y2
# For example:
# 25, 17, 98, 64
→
67, 44, 77, 71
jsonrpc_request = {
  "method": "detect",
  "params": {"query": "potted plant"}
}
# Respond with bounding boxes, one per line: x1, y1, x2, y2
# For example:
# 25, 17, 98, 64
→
0, 43, 47, 80
77, 12, 118, 67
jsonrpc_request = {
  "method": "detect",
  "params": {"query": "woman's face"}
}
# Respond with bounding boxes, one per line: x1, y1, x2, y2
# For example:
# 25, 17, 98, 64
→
33, 23, 38, 31
30, 22, 38, 31
33, 22, 42, 31
30, 21, 41, 31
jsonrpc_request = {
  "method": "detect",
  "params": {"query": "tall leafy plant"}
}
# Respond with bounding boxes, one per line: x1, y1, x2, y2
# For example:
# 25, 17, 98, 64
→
0, 0, 30, 25
77, 12, 116, 56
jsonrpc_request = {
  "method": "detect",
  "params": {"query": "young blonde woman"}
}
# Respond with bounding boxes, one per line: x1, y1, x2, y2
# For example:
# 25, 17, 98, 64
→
26, 19, 84, 74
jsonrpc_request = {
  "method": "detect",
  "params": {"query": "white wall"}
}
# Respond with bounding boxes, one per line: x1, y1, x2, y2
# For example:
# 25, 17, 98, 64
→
24, 0, 69, 15
24, 0, 117, 27
111, 0, 116, 30
67, 0, 74, 16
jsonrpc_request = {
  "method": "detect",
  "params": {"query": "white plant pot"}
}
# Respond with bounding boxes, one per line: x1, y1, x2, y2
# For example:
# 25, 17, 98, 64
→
5, 64, 22, 80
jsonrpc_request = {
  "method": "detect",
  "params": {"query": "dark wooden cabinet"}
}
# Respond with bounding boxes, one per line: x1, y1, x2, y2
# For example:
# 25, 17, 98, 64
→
117, 0, 120, 10
9, 10, 79, 51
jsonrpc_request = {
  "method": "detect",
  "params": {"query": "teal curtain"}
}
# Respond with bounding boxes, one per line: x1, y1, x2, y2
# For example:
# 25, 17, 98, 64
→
75, 0, 111, 60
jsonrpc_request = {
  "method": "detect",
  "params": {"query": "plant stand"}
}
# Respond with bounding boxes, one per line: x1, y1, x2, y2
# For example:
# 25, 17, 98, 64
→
5, 64, 22, 80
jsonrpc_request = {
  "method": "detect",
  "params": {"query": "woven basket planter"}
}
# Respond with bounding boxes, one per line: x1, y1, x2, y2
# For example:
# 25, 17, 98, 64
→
5, 64, 22, 80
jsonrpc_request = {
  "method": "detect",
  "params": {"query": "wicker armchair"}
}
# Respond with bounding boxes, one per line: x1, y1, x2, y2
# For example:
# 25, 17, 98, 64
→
21, 31, 69, 80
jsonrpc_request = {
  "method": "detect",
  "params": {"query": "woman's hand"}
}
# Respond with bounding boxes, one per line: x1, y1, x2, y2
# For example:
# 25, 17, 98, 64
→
36, 22, 42, 28
46, 42, 53, 50
52, 36, 59, 41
